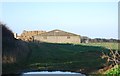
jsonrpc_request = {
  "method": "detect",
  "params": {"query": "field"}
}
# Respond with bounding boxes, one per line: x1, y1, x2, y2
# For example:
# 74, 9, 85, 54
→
80, 42, 119, 51
2, 42, 119, 74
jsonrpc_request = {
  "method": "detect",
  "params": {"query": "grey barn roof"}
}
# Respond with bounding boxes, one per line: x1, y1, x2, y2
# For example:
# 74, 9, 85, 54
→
36, 29, 80, 36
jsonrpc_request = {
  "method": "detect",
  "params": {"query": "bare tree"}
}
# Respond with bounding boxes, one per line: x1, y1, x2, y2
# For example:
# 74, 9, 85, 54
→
101, 49, 120, 68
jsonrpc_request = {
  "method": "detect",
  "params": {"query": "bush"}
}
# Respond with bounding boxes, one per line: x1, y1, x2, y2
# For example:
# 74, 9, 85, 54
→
105, 65, 120, 75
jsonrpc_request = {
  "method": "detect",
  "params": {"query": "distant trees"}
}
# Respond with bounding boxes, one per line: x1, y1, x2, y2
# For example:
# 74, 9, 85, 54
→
81, 36, 119, 43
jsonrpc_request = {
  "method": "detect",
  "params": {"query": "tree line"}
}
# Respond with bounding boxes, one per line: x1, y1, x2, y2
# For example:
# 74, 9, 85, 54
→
81, 36, 120, 43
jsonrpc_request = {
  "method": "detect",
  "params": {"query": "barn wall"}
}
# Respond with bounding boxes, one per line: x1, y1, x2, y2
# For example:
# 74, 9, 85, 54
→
34, 36, 81, 43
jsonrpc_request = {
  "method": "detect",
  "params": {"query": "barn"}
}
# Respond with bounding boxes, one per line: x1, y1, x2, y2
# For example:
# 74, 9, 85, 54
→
33, 29, 81, 43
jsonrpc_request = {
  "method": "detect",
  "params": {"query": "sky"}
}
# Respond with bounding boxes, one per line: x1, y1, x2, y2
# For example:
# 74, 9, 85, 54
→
0, 1, 119, 39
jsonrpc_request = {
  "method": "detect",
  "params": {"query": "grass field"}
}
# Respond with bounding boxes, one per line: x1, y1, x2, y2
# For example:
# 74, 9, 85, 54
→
2, 42, 119, 74
22, 42, 110, 74
80, 42, 119, 51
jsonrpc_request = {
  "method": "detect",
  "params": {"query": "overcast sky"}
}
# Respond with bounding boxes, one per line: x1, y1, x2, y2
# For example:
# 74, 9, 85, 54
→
0, 1, 119, 39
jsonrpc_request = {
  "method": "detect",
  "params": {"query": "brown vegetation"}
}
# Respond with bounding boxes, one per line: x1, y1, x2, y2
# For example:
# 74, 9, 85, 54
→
101, 50, 120, 66
97, 49, 120, 74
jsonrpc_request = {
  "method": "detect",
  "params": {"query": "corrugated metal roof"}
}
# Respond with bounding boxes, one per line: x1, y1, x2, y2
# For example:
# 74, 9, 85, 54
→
36, 29, 79, 36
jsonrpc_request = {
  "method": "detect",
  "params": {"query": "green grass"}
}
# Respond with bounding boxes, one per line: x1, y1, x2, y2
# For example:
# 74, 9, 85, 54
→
23, 42, 109, 73
3, 42, 119, 74
80, 42, 119, 51
105, 65, 120, 75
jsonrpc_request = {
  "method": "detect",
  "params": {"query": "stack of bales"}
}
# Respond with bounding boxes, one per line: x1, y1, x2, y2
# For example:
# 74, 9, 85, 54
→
19, 30, 46, 41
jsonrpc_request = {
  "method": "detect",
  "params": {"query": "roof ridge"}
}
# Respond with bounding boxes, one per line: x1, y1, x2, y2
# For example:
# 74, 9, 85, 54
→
35, 29, 79, 36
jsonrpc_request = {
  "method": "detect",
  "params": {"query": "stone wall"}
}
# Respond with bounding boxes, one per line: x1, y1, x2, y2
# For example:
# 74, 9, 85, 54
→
34, 35, 81, 43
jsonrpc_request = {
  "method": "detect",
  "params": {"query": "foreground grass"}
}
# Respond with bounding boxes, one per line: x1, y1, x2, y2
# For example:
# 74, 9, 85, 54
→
3, 42, 118, 74
104, 65, 120, 75
22, 42, 110, 74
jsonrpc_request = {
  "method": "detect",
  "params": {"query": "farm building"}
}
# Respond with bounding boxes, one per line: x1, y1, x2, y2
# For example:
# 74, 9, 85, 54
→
33, 29, 81, 43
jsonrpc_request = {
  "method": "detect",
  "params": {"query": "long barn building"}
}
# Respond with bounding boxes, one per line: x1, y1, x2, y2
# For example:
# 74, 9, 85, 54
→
33, 29, 81, 43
